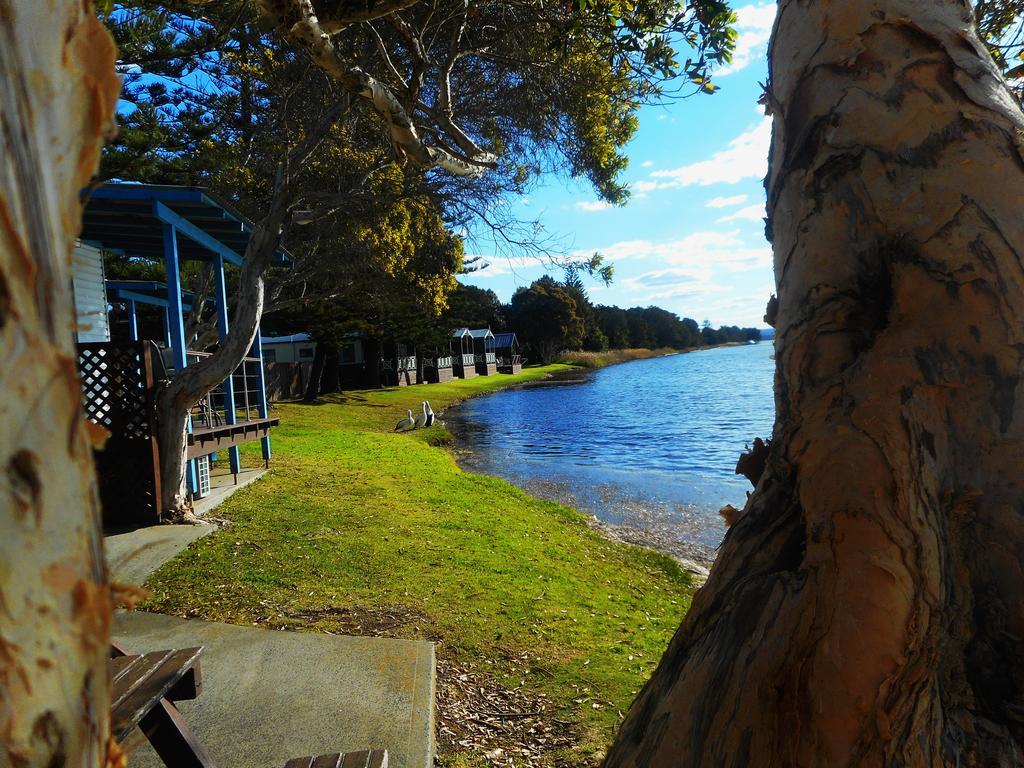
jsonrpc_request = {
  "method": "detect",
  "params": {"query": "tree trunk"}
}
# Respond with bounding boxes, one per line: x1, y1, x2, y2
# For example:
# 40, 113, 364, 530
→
365, 337, 383, 388
605, 1, 1024, 765
0, 3, 119, 767
303, 343, 327, 401
321, 344, 340, 393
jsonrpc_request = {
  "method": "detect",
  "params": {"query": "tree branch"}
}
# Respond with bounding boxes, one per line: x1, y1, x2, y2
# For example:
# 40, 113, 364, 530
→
257, 0, 498, 175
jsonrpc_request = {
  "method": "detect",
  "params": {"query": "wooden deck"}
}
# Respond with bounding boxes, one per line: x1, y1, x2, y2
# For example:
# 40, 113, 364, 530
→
187, 417, 279, 459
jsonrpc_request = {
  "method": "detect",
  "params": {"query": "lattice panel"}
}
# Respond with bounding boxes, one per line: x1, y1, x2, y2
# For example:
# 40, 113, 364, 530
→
77, 343, 152, 438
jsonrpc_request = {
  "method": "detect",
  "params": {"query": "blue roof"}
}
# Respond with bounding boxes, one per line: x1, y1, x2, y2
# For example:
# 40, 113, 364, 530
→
468, 328, 494, 339
492, 332, 517, 347
81, 183, 292, 267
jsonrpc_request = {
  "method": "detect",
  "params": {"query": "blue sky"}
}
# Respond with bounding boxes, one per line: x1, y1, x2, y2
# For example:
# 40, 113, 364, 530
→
459, 2, 776, 328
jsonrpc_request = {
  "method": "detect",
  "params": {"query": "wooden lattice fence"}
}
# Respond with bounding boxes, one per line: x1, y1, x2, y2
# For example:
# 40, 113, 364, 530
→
77, 341, 163, 525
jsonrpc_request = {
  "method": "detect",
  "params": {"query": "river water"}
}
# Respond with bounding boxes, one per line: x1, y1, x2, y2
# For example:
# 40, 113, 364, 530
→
446, 343, 776, 562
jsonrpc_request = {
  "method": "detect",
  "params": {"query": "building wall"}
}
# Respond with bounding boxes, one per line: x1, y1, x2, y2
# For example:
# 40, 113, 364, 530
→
263, 339, 363, 365
71, 242, 110, 343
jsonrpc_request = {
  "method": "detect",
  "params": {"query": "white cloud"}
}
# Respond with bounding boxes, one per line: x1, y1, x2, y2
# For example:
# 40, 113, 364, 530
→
641, 160, 655, 168
644, 118, 770, 189
574, 200, 612, 212
706, 194, 749, 209
717, 203, 766, 223
715, 3, 776, 77
464, 254, 546, 279
575, 230, 771, 273
624, 266, 720, 301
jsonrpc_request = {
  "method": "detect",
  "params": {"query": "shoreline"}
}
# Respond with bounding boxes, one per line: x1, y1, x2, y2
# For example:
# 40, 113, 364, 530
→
441, 362, 723, 579
557, 340, 760, 370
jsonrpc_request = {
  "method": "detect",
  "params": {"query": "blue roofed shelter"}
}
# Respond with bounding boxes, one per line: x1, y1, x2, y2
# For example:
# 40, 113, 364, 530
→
491, 332, 522, 374
75, 183, 287, 525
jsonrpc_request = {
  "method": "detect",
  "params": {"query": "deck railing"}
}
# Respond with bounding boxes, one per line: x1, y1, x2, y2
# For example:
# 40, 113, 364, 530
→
423, 356, 453, 369
184, 351, 264, 427
380, 356, 417, 373
455, 353, 475, 367
497, 354, 521, 366
474, 352, 496, 364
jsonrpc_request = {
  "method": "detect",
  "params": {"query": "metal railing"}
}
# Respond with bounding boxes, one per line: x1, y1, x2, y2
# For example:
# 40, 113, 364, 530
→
185, 351, 264, 428
381, 356, 417, 372
422, 356, 453, 369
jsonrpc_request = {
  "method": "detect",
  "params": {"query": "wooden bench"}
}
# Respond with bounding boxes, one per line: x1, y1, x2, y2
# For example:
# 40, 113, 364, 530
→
284, 751, 388, 768
110, 646, 214, 768
111, 644, 389, 768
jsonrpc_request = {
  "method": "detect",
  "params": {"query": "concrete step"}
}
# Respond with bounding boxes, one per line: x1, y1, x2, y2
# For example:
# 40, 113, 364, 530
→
114, 611, 435, 768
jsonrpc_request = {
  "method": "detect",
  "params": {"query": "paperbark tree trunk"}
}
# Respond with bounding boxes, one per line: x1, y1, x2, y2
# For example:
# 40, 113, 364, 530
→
605, 1, 1024, 765
0, 2, 119, 767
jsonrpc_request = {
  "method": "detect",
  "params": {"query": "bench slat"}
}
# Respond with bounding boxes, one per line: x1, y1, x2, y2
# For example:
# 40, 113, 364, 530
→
286, 751, 387, 768
311, 753, 342, 768
110, 648, 203, 742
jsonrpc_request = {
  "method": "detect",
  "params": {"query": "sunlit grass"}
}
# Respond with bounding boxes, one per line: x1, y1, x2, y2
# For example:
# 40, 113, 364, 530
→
142, 366, 694, 764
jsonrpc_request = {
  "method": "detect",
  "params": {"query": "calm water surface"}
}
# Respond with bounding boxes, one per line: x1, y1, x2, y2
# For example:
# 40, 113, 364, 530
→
447, 343, 776, 560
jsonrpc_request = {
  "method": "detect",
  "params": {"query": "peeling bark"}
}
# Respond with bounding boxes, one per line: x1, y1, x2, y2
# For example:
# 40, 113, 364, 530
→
0, 2, 119, 767
605, 1, 1024, 765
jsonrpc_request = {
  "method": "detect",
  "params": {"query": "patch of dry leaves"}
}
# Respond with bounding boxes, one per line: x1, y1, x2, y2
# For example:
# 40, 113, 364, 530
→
435, 656, 587, 768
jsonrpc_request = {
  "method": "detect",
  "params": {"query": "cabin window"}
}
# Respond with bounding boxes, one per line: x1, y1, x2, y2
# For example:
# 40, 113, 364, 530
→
264, 348, 277, 363
340, 343, 357, 364
299, 347, 314, 359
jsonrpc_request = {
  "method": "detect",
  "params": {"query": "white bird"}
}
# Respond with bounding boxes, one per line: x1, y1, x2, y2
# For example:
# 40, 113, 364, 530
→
424, 401, 435, 427
394, 409, 415, 431
413, 401, 429, 429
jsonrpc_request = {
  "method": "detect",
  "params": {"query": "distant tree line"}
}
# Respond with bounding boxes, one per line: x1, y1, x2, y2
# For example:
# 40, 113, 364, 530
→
444, 275, 763, 364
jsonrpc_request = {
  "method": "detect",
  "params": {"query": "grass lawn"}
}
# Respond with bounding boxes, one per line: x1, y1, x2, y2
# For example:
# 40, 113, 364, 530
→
142, 366, 694, 766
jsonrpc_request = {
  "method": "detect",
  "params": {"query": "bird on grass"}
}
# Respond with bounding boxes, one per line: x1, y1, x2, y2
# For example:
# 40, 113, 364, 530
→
394, 409, 415, 431
413, 401, 429, 429
424, 401, 435, 427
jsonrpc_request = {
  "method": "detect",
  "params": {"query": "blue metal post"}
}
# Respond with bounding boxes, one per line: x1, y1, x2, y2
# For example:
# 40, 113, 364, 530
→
163, 223, 198, 493
251, 327, 271, 464
212, 253, 240, 474
127, 300, 139, 341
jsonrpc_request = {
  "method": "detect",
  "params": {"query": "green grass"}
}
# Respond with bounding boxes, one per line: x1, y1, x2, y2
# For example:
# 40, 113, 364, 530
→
142, 366, 694, 765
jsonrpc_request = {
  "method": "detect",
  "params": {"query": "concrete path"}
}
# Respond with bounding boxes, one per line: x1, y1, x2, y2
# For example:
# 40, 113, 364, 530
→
115, 611, 435, 768
105, 468, 264, 585
105, 524, 214, 585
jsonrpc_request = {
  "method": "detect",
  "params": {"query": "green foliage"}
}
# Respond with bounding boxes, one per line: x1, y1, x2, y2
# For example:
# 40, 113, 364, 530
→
508, 277, 587, 363
976, 0, 1024, 86
444, 284, 506, 332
